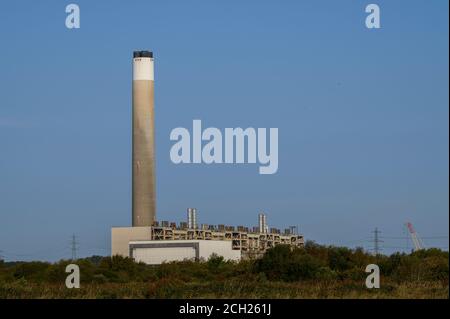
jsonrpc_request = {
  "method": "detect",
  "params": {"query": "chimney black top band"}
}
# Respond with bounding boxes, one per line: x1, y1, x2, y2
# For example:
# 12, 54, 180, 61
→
133, 51, 153, 58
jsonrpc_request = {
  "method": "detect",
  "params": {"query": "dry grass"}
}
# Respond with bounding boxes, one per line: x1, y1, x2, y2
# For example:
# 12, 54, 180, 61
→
0, 279, 447, 299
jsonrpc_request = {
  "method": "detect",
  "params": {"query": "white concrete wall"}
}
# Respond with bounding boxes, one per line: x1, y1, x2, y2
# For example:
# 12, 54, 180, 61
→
111, 227, 152, 257
133, 246, 196, 264
198, 240, 241, 261
129, 240, 241, 265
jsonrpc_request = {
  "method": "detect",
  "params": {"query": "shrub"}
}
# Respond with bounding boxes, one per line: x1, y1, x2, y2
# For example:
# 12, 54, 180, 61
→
255, 245, 324, 281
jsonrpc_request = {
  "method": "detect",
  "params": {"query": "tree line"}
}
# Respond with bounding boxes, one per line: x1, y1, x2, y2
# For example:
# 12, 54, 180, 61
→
1, 241, 447, 285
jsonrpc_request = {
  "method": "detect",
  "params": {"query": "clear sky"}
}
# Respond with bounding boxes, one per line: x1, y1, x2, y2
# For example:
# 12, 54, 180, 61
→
0, 0, 448, 261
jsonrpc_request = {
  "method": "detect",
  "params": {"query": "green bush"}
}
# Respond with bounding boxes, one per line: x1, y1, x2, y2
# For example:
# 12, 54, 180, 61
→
255, 245, 325, 281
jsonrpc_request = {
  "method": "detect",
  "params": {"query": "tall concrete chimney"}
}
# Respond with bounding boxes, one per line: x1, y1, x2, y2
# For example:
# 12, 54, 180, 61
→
132, 50, 156, 226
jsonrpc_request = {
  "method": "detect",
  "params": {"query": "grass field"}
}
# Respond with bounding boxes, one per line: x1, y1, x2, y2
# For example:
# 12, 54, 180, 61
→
0, 280, 447, 299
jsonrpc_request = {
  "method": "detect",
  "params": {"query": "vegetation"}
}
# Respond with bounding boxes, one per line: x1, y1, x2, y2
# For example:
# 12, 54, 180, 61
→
0, 241, 448, 298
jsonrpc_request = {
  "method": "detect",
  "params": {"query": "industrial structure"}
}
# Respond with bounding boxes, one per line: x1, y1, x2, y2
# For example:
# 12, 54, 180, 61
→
406, 222, 425, 251
113, 209, 304, 264
132, 50, 156, 227
111, 51, 304, 264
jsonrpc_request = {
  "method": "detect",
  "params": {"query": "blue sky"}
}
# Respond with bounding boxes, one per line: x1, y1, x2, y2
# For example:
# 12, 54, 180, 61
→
0, 0, 448, 261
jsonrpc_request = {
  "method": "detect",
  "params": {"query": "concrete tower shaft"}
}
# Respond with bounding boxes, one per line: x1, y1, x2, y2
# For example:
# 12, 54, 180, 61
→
132, 51, 156, 226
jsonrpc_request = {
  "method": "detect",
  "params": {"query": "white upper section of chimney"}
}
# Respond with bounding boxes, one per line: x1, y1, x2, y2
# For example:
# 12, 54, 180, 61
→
133, 57, 154, 81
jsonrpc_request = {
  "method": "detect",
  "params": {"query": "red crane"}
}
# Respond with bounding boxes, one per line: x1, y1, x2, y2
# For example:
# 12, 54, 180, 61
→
406, 222, 425, 251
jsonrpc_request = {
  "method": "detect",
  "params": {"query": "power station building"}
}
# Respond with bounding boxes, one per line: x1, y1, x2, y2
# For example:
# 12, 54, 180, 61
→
111, 51, 304, 265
